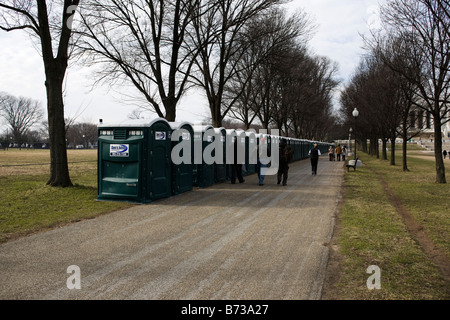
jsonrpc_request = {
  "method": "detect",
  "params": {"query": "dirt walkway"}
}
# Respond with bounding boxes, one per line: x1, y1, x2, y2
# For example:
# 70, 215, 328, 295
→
0, 158, 344, 300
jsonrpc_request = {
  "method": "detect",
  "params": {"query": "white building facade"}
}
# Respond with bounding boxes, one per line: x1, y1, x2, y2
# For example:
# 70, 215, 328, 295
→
409, 108, 450, 151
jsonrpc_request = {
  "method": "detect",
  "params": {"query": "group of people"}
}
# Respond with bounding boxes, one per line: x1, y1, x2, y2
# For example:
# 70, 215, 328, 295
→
255, 138, 294, 186
231, 143, 449, 187
328, 144, 347, 162
232, 139, 323, 186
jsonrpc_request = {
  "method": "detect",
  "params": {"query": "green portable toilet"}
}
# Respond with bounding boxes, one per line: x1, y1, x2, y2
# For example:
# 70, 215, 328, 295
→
256, 132, 267, 173
288, 138, 299, 162
233, 129, 248, 175
193, 124, 215, 188
169, 122, 194, 195
301, 139, 309, 159
214, 127, 227, 183
245, 131, 257, 175
225, 129, 236, 180
295, 139, 301, 161
97, 118, 172, 203
289, 139, 297, 161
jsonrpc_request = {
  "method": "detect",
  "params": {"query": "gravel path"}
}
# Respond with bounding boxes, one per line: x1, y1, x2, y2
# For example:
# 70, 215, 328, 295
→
0, 158, 344, 300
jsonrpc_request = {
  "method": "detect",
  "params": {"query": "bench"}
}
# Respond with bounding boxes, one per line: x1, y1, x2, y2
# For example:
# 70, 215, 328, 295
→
346, 158, 359, 172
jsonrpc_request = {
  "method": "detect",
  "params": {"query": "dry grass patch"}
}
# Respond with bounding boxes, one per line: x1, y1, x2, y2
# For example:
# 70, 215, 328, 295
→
325, 152, 450, 300
0, 149, 133, 243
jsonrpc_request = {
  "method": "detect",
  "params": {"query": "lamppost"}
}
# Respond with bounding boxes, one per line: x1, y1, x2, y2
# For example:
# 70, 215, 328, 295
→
352, 108, 359, 160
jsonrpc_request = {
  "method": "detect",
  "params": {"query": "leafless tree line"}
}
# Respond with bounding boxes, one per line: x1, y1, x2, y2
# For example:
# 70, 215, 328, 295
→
0, 92, 44, 145
341, 0, 450, 183
0, 91, 97, 148
0, 0, 339, 186
74, 1, 339, 138
225, 10, 339, 141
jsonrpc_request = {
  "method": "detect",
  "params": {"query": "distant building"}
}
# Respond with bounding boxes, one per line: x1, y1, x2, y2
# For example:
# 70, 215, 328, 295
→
408, 108, 450, 151
408, 108, 450, 139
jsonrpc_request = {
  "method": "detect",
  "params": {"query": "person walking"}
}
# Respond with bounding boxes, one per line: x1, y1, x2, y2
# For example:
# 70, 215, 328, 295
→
309, 143, 321, 175
335, 144, 342, 161
328, 146, 334, 161
342, 145, 347, 161
277, 139, 292, 186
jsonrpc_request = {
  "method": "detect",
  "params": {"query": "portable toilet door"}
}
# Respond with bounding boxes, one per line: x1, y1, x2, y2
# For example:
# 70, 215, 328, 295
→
225, 129, 235, 181
256, 133, 269, 175
169, 122, 194, 195
296, 139, 301, 161
235, 129, 247, 175
97, 121, 145, 203
147, 118, 172, 201
193, 124, 215, 188
245, 131, 257, 175
270, 135, 279, 161
289, 138, 299, 162
214, 127, 227, 183
301, 140, 309, 159
291, 139, 298, 161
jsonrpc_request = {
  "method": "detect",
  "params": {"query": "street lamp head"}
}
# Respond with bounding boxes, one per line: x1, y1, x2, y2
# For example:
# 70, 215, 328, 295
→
352, 108, 359, 118
349, 127, 353, 133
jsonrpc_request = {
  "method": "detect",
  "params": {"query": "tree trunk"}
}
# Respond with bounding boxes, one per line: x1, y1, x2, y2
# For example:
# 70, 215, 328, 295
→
382, 139, 388, 161
376, 139, 380, 159
369, 137, 377, 156
360, 135, 367, 153
390, 136, 396, 166
433, 117, 446, 183
36, 0, 77, 188
211, 95, 223, 128
163, 98, 177, 122
45, 72, 72, 187
401, 115, 409, 171
402, 131, 409, 172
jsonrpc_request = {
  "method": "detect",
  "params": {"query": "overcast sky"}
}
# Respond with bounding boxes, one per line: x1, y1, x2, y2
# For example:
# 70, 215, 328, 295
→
0, 0, 385, 127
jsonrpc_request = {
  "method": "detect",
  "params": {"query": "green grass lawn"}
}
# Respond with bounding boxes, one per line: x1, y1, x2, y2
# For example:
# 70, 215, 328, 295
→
326, 149, 450, 299
0, 149, 133, 243
367, 150, 450, 256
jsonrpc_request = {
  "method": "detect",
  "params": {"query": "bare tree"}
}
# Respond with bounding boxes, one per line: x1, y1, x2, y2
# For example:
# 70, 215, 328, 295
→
340, 61, 374, 154
76, 0, 203, 122
66, 122, 97, 148
226, 7, 315, 130
276, 51, 338, 140
0, 0, 80, 187
341, 45, 424, 170
0, 92, 44, 145
189, 0, 285, 127
373, 38, 423, 170
375, 0, 450, 183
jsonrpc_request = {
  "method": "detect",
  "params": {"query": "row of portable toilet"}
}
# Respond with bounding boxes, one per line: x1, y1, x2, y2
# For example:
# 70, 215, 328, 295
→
96, 118, 332, 203
284, 138, 331, 162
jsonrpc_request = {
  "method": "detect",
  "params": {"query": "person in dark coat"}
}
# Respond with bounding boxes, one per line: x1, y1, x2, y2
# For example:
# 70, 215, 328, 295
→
309, 143, 321, 175
277, 139, 292, 186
